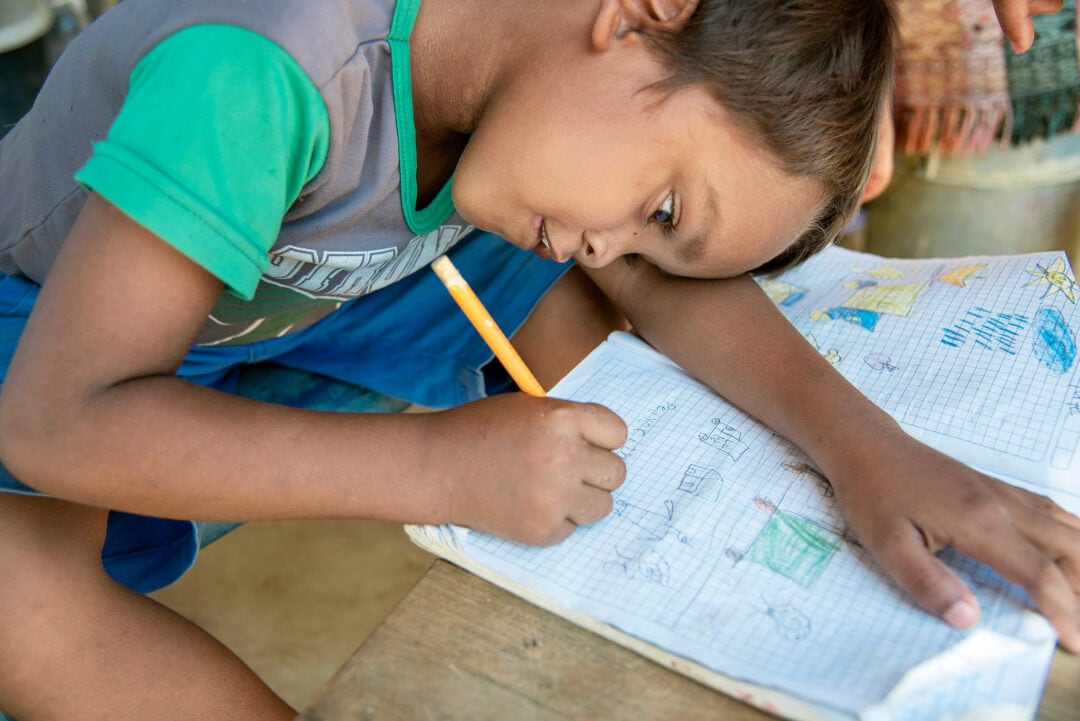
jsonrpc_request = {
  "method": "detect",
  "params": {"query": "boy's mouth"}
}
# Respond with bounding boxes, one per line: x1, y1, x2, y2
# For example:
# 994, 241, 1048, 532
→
534, 219, 552, 257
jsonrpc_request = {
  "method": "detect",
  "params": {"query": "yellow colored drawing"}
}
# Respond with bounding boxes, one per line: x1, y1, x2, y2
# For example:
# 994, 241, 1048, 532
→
852, 264, 904, 280
759, 279, 807, 307
868, 265, 904, 280
844, 282, 928, 316
1026, 258, 1078, 303
938, 264, 987, 287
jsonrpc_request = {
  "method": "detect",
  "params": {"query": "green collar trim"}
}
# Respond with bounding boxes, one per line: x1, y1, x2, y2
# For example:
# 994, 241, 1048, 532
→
387, 0, 456, 234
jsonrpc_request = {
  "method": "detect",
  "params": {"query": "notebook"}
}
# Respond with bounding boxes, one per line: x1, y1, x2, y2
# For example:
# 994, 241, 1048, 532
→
407, 246, 1080, 721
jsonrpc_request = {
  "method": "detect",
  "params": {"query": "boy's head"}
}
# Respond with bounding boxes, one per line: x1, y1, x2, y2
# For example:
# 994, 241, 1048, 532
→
447, 0, 896, 278
644, 0, 896, 274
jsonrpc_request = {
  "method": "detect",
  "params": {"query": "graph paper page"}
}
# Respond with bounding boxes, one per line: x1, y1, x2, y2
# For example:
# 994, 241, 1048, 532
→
451, 246, 1079, 720
762, 246, 1080, 494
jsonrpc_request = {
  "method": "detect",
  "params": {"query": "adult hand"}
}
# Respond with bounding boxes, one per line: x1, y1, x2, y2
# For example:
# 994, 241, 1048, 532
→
991, 0, 1067, 52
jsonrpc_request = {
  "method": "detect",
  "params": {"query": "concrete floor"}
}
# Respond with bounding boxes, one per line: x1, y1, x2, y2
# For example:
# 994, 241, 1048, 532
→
150, 519, 435, 711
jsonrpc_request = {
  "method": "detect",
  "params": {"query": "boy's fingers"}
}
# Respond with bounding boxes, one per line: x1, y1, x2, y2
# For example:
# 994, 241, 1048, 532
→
577, 401, 629, 451
953, 524, 1080, 652
1008, 504, 1080, 595
582, 449, 626, 492
568, 485, 615, 527
868, 522, 981, 630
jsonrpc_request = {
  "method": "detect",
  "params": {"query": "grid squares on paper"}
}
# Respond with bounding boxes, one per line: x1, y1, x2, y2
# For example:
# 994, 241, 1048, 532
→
461, 340, 1040, 715
781, 251, 1079, 464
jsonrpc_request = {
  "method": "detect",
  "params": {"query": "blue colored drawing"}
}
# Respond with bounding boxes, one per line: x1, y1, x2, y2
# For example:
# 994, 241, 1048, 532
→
820, 307, 880, 330
940, 307, 1028, 353
1032, 306, 1076, 373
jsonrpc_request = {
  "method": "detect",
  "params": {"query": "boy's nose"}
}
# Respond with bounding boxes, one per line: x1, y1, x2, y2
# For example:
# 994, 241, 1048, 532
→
577, 228, 624, 268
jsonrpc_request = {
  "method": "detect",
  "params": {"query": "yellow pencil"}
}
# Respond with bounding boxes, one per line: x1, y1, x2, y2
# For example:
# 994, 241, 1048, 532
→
430, 255, 546, 397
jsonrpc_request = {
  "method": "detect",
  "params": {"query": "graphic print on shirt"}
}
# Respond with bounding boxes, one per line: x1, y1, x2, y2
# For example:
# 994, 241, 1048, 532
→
264, 223, 471, 300
203, 223, 474, 345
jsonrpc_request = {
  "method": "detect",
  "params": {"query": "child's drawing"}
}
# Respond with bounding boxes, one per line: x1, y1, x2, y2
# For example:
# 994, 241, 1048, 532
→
612, 498, 689, 544
758, 278, 807, 307
677, 464, 723, 501
811, 281, 928, 331
1032, 306, 1077, 373
937, 264, 987, 287
1068, 383, 1080, 417
864, 353, 898, 372
805, 333, 841, 365
608, 498, 690, 584
699, 419, 749, 461
747, 511, 841, 588
753, 495, 777, 514
783, 461, 834, 499
616, 399, 679, 461
1026, 257, 1078, 303
939, 307, 1028, 354
759, 597, 812, 641
852, 263, 904, 280
608, 548, 671, 585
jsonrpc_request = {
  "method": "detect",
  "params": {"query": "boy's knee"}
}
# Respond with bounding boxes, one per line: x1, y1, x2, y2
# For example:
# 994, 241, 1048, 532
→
0, 494, 109, 617
0, 495, 110, 707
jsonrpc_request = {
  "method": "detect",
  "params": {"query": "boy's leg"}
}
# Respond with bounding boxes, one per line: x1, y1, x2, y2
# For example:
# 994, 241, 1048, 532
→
512, 265, 631, 389
0, 493, 294, 721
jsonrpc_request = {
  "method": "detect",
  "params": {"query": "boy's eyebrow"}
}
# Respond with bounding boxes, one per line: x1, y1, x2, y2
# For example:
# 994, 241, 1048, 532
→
676, 182, 720, 264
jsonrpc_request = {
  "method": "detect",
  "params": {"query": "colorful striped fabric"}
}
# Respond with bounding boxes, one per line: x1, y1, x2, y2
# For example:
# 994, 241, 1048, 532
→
894, 0, 1080, 155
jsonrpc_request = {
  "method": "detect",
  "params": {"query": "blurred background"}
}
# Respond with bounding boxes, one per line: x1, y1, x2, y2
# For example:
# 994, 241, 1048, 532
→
1, 0, 1077, 711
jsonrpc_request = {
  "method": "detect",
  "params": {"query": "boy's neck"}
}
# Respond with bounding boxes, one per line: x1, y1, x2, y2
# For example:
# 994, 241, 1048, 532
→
408, 0, 579, 205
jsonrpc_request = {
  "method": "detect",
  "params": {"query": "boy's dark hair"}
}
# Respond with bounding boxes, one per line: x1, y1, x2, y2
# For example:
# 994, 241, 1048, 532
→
647, 0, 896, 274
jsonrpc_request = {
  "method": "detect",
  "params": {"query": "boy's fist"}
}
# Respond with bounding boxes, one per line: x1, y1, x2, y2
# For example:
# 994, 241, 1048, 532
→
428, 393, 627, 545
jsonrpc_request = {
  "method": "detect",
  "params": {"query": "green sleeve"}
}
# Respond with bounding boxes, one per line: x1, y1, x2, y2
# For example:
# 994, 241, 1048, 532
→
75, 24, 330, 300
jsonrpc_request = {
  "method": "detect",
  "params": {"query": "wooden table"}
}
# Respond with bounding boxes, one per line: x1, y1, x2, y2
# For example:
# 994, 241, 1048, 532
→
298, 560, 1080, 721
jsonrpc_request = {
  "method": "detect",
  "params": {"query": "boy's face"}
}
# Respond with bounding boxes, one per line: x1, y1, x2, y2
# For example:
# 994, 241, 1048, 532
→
451, 38, 824, 281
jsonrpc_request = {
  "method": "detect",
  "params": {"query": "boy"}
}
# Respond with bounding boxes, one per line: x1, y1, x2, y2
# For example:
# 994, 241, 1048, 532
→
0, 0, 1075, 718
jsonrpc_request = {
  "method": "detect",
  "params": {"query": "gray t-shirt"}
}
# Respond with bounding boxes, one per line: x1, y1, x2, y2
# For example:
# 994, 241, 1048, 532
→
0, 0, 475, 345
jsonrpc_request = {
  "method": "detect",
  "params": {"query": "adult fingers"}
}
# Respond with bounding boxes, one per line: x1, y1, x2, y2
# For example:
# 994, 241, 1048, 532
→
992, 0, 1037, 52
1031, 0, 1066, 14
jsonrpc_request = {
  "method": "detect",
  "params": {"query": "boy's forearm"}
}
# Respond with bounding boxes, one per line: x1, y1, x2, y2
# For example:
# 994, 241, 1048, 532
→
586, 263, 902, 482
1, 375, 453, 524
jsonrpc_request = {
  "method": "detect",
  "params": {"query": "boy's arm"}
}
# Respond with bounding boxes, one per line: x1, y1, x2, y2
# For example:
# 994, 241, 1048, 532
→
584, 259, 1080, 651
0, 195, 626, 545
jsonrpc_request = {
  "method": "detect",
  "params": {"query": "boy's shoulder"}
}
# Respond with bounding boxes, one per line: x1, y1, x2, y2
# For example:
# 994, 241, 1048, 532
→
97, 0, 399, 83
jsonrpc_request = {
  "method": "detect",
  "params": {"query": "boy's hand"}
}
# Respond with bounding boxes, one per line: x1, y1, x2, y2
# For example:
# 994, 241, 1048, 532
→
830, 427, 1080, 651
991, 0, 1065, 53
428, 393, 628, 545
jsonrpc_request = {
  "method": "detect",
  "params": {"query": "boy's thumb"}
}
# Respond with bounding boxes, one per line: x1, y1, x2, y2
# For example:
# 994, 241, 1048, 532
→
869, 524, 981, 630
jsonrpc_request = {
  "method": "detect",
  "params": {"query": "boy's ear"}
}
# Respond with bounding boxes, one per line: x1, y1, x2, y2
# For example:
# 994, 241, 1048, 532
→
591, 0, 698, 50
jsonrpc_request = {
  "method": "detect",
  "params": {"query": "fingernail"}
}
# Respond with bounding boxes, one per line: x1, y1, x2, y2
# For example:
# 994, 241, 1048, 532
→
944, 600, 979, 629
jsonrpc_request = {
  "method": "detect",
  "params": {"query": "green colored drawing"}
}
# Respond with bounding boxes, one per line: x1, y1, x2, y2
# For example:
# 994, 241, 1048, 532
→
748, 512, 840, 587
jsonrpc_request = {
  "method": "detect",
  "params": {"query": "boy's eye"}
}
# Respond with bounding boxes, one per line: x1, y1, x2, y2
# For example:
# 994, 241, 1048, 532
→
650, 193, 678, 232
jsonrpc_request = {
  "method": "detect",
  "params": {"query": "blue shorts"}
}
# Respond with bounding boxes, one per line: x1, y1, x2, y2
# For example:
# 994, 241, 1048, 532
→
0, 230, 571, 592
